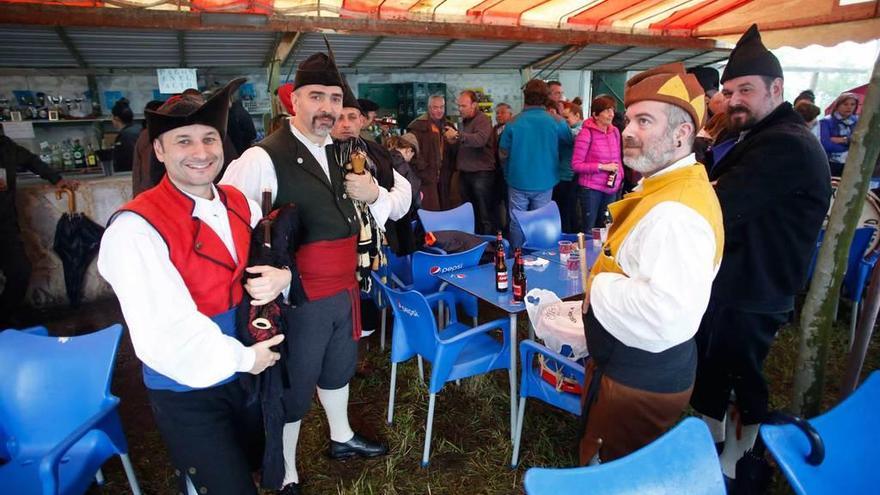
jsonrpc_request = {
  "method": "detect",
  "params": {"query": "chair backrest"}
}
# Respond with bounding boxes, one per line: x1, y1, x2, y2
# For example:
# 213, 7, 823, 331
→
410, 242, 487, 293
377, 280, 441, 364
523, 418, 725, 495
520, 340, 584, 416
0, 325, 123, 453
842, 226, 876, 298
418, 203, 475, 234
761, 371, 880, 494
512, 201, 563, 250
0, 326, 49, 336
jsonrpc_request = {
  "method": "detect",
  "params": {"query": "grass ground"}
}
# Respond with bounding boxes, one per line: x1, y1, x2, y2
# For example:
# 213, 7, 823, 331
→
24, 298, 879, 494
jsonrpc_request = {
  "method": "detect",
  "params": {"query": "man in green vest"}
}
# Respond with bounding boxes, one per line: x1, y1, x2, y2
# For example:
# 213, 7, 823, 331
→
578, 62, 725, 465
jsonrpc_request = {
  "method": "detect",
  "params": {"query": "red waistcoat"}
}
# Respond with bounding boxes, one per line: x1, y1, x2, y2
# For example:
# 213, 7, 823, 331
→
116, 175, 252, 316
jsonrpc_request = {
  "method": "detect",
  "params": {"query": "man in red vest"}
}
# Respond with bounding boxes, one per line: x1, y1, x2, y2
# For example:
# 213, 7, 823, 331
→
98, 78, 291, 495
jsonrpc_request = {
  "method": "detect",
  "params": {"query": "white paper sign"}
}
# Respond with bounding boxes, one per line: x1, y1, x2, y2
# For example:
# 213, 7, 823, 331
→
2, 121, 35, 140
157, 68, 198, 94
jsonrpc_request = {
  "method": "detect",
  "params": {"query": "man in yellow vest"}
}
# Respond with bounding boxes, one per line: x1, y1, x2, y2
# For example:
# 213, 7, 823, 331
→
578, 62, 725, 465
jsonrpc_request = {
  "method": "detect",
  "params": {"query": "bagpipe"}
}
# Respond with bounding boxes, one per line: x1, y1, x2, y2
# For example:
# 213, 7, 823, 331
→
336, 137, 387, 293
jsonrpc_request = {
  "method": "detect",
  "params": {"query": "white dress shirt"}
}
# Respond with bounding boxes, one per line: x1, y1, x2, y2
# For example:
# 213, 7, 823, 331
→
220, 120, 410, 226
590, 154, 721, 353
98, 185, 262, 388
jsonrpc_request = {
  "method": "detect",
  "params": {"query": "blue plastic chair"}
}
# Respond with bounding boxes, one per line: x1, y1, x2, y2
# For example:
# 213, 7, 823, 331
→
1, 326, 49, 336
511, 201, 578, 251
379, 283, 514, 467
368, 247, 414, 351
511, 340, 585, 468
523, 417, 726, 495
760, 371, 880, 495
0, 325, 142, 495
403, 242, 487, 328
840, 228, 879, 345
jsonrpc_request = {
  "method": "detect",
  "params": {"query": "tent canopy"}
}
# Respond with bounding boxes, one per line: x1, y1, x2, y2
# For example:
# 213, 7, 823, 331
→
0, 0, 876, 71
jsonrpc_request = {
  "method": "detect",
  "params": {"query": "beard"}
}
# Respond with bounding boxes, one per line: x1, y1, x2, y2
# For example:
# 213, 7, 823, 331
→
622, 132, 677, 175
727, 105, 760, 132
311, 112, 337, 136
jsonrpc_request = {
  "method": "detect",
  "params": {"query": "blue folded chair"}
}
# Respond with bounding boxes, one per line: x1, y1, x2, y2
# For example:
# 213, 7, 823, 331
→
379, 282, 514, 467
418, 202, 509, 253
523, 417, 726, 495
760, 370, 879, 495
511, 201, 578, 251
511, 340, 585, 468
0, 325, 142, 495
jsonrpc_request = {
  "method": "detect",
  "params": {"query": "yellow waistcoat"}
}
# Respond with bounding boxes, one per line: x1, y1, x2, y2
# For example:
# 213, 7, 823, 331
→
590, 164, 724, 281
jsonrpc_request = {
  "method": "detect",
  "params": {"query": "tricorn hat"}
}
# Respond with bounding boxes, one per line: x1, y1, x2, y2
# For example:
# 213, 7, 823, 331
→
720, 24, 783, 84
625, 62, 706, 128
146, 77, 245, 142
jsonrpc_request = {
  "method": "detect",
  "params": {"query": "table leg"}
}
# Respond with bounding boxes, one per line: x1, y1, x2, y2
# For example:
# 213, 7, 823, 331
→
509, 312, 517, 442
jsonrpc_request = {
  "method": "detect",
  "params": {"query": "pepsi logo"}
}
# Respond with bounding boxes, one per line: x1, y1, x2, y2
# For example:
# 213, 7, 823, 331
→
428, 263, 464, 275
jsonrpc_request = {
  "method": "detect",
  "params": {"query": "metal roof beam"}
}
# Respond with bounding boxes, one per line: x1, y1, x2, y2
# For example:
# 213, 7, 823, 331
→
414, 39, 456, 68
0, 5, 718, 50
54, 26, 88, 68
580, 46, 632, 70
472, 42, 521, 68
350, 36, 385, 67
526, 45, 577, 70
618, 48, 675, 71
177, 31, 186, 67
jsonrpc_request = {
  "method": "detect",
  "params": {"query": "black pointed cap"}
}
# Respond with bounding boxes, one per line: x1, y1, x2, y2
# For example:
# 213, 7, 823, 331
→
342, 77, 360, 111
293, 52, 344, 90
720, 24, 783, 84
687, 67, 720, 93
146, 77, 245, 142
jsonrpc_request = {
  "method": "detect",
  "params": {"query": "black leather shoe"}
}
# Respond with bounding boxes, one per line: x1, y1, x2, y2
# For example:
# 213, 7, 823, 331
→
328, 433, 388, 459
278, 482, 301, 495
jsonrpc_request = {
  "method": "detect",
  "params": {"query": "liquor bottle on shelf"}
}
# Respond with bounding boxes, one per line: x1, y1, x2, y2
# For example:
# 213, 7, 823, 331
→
72, 139, 85, 168
86, 143, 98, 167
512, 248, 526, 303
61, 140, 74, 170
495, 231, 508, 292
50, 143, 63, 170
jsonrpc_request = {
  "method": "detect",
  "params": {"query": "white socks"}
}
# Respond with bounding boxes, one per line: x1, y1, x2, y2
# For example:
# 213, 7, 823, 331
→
281, 385, 355, 487
720, 422, 759, 479
281, 421, 301, 486
318, 385, 355, 443
701, 414, 727, 444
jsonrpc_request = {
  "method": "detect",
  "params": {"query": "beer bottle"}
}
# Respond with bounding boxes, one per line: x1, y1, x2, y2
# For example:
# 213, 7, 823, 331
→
605, 167, 617, 187
512, 248, 526, 302
495, 233, 508, 292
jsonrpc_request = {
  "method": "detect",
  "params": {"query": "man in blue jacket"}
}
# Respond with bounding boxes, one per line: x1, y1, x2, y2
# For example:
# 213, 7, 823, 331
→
499, 79, 572, 248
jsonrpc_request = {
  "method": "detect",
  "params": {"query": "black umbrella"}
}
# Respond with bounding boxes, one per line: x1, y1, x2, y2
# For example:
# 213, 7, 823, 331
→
52, 187, 103, 308
236, 197, 307, 490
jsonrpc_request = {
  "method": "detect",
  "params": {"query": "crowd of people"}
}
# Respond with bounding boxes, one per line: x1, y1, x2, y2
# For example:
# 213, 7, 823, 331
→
0, 20, 866, 495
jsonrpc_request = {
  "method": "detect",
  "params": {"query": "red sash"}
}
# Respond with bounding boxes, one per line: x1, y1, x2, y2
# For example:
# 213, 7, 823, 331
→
297, 235, 362, 340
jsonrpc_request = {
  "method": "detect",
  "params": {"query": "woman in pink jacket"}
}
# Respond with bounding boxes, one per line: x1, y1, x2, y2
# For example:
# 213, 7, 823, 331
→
571, 94, 623, 230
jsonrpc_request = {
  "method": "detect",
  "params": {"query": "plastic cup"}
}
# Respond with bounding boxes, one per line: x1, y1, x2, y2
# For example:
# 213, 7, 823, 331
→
558, 240, 572, 262
600, 227, 608, 244
567, 250, 581, 273
591, 228, 601, 247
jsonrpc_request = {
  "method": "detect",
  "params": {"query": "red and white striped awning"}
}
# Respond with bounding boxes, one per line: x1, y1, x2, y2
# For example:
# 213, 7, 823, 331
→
0, 0, 877, 48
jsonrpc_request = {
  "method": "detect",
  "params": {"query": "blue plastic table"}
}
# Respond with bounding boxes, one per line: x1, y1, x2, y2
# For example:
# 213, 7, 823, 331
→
436, 244, 599, 439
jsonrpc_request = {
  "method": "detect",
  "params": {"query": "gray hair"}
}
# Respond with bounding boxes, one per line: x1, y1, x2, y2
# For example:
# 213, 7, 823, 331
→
666, 104, 696, 148
428, 94, 445, 104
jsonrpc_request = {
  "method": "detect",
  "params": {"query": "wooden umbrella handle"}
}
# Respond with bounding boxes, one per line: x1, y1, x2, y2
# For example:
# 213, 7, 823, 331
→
54, 186, 76, 214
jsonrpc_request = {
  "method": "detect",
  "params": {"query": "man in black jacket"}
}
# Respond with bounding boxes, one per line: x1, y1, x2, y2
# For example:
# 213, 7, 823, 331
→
0, 134, 76, 327
690, 24, 831, 481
